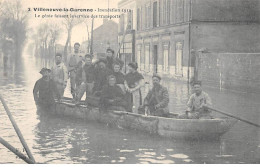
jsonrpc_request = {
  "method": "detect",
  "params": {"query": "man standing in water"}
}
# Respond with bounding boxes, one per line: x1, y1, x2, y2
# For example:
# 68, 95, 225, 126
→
51, 53, 68, 97
68, 42, 82, 99
33, 68, 60, 111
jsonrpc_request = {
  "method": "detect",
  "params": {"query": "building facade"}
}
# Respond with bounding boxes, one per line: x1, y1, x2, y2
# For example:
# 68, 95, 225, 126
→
85, 19, 118, 59
118, 0, 260, 90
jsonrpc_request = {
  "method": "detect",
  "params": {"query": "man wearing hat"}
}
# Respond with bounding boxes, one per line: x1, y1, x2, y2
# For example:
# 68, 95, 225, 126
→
33, 68, 61, 111
140, 73, 169, 117
179, 81, 212, 119
106, 48, 124, 71
51, 53, 68, 97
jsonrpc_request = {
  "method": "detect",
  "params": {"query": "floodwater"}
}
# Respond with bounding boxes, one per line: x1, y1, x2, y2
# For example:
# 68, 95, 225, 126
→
0, 55, 259, 164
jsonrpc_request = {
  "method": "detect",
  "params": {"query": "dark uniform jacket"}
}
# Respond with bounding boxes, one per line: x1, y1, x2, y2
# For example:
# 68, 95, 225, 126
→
144, 85, 169, 115
83, 64, 95, 83
93, 67, 113, 94
100, 85, 127, 109
113, 71, 125, 84
33, 78, 60, 106
125, 71, 144, 88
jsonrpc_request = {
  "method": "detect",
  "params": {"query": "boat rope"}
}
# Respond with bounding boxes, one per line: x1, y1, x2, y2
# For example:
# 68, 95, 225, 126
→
0, 94, 36, 163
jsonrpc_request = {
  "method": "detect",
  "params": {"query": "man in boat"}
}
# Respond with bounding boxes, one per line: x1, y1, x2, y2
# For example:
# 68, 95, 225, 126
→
68, 42, 82, 99
106, 48, 124, 71
33, 68, 61, 111
51, 53, 68, 97
139, 74, 169, 117
179, 81, 212, 119
100, 75, 127, 111
74, 54, 96, 102
92, 58, 113, 96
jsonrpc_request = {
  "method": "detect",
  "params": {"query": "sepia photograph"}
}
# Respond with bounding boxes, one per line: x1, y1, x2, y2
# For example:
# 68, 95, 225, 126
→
0, 0, 259, 164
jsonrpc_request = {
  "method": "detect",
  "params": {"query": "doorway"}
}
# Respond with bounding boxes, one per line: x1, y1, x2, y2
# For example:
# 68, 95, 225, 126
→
153, 45, 158, 73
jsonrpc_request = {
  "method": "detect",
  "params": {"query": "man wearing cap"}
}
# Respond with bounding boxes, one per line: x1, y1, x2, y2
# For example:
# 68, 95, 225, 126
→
51, 53, 68, 97
33, 68, 61, 111
68, 42, 83, 99
106, 48, 124, 71
179, 81, 212, 119
141, 74, 169, 117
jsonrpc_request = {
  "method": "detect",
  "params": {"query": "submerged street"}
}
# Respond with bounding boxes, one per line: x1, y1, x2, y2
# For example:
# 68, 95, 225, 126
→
0, 55, 259, 164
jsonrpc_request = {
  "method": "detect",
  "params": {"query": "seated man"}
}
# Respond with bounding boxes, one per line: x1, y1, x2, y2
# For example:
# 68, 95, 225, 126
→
140, 74, 169, 117
179, 81, 212, 119
99, 75, 127, 111
33, 68, 61, 112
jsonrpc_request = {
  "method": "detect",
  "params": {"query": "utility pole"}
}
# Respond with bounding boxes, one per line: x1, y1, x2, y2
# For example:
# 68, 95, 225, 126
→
90, 18, 94, 56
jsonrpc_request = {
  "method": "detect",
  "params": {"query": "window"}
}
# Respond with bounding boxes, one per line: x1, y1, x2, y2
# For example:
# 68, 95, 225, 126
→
163, 0, 166, 25
163, 43, 169, 72
166, 0, 171, 24
175, 42, 183, 75
145, 44, 150, 71
137, 8, 140, 31
153, 1, 158, 27
177, 0, 184, 23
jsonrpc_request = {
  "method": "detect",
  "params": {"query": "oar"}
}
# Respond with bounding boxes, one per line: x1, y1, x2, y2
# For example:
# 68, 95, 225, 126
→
0, 95, 36, 163
0, 137, 35, 164
209, 107, 260, 128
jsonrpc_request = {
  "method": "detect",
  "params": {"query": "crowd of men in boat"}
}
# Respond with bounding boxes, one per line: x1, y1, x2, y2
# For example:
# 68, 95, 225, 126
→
33, 42, 212, 119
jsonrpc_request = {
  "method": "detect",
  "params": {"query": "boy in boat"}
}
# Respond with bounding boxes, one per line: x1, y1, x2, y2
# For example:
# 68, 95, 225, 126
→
179, 81, 212, 119
68, 42, 82, 99
124, 62, 145, 113
100, 75, 127, 111
33, 68, 61, 111
139, 74, 169, 117
106, 48, 124, 71
51, 53, 68, 97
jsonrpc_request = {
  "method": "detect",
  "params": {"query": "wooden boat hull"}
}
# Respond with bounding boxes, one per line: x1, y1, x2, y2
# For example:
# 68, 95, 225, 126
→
54, 99, 237, 140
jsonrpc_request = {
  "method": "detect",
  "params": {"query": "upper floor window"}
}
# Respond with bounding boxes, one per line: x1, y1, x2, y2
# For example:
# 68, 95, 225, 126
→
153, 1, 158, 27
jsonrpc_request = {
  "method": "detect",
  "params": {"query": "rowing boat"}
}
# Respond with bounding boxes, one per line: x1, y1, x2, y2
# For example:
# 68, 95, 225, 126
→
51, 97, 237, 140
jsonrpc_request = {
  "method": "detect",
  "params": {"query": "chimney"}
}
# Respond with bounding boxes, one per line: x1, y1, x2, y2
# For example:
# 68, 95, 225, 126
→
103, 18, 108, 24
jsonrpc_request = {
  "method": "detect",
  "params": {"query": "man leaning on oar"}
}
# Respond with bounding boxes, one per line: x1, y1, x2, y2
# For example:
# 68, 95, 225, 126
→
179, 80, 212, 119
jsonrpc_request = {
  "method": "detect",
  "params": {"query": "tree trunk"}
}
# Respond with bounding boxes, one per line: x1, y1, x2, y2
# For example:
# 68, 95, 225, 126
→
64, 29, 71, 64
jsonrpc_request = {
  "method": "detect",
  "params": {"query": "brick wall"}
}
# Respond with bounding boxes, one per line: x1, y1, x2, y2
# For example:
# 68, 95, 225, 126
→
197, 53, 260, 93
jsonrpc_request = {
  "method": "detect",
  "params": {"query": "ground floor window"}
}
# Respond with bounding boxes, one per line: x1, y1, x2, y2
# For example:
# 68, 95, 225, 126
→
175, 42, 183, 76
145, 44, 150, 72
163, 43, 169, 73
